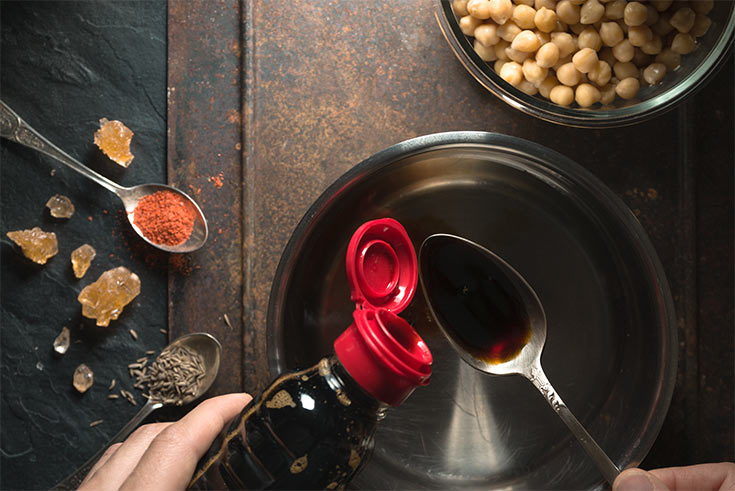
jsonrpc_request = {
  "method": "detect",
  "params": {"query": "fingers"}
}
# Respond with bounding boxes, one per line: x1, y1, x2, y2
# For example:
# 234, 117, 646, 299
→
79, 423, 171, 491
650, 463, 735, 491
120, 393, 252, 491
614, 463, 735, 491
614, 468, 670, 491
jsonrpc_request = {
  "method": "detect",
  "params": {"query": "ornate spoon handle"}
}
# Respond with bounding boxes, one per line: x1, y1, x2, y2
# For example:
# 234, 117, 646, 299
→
0, 99, 123, 194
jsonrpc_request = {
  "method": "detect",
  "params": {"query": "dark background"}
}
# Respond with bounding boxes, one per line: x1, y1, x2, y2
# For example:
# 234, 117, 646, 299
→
2, 0, 734, 490
1, 2, 169, 490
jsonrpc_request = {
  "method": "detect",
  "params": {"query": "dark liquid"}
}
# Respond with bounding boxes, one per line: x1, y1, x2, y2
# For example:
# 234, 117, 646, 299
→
421, 236, 531, 364
190, 357, 381, 490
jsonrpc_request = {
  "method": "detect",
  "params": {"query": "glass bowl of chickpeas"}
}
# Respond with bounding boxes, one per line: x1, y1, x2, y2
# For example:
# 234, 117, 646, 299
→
436, 0, 734, 127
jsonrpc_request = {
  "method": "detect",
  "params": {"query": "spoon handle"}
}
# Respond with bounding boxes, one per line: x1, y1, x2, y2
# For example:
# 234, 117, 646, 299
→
51, 400, 164, 490
0, 99, 125, 195
528, 364, 620, 486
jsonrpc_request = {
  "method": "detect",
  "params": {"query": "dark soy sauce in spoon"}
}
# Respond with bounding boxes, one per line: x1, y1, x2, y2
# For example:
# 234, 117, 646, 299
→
421, 236, 531, 364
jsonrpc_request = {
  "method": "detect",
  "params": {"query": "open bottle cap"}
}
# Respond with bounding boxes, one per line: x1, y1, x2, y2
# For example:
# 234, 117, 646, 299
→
335, 218, 431, 406
345, 218, 418, 314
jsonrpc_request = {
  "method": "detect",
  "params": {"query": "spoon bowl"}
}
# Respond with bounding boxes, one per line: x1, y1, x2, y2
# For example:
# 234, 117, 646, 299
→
419, 233, 620, 485
52, 332, 222, 490
0, 99, 208, 253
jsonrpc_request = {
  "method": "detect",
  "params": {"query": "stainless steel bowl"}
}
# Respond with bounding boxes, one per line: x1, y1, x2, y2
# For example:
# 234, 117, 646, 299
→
435, 0, 735, 127
266, 132, 676, 489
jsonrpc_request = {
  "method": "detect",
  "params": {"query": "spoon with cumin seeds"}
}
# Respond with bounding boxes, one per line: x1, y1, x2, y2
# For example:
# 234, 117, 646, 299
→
53, 333, 221, 490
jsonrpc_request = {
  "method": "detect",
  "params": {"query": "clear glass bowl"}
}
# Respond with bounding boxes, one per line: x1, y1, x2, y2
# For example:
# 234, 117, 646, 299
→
435, 0, 735, 127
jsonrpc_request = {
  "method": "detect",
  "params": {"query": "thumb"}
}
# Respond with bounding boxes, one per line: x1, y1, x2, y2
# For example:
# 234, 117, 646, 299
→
614, 468, 671, 491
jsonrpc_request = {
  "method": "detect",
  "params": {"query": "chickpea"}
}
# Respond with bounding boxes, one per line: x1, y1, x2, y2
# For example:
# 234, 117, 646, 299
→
515, 0, 535, 6
598, 47, 616, 66
534, 7, 558, 32
453, 0, 470, 16
615, 77, 640, 99
652, 13, 674, 37
568, 0, 585, 5
500, 60, 524, 85
494, 39, 511, 60
669, 7, 695, 33
512, 4, 538, 29
690, 15, 712, 38
573, 47, 599, 73
468, 0, 493, 20
623, 2, 647, 27
632, 48, 653, 67
578, 26, 603, 50
645, 5, 659, 27
575, 83, 601, 107
580, 0, 605, 24
460, 15, 483, 36
506, 46, 532, 62
650, 0, 672, 13
551, 31, 577, 57
588, 60, 612, 86
474, 39, 499, 61
556, 0, 580, 24
538, 74, 559, 97
642, 62, 666, 85
557, 61, 583, 85
498, 21, 522, 41
599, 22, 624, 47
628, 25, 653, 47
604, 0, 626, 20
617, 19, 629, 35
494, 59, 508, 72
535, 29, 551, 45
522, 58, 549, 84
655, 48, 681, 71
536, 41, 561, 67
534, 0, 556, 10
671, 32, 696, 54
518, 79, 540, 95
509, 29, 539, 52
488, 0, 514, 25
569, 22, 587, 34
475, 23, 501, 46
691, 0, 713, 16
640, 34, 662, 55
550, 84, 575, 105
599, 83, 616, 104
613, 61, 638, 79
553, 54, 573, 70
612, 39, 634, 61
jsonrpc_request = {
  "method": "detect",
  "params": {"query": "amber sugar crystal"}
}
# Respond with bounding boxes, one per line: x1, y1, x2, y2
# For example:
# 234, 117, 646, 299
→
94, 118, 134, 167
7, 227, 58, 264
78, 266, 141, 326
46, 194, 75, 219
71, 244, 96, 279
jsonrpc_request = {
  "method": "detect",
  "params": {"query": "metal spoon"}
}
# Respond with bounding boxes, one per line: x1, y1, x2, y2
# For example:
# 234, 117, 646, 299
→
419, 234, 620, 486
0, 100, 208, 253
52, 332, 222, 490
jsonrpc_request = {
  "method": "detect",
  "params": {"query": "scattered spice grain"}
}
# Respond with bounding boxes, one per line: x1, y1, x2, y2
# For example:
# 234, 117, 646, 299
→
129, 329, 138, 341
89, 420, 104, 428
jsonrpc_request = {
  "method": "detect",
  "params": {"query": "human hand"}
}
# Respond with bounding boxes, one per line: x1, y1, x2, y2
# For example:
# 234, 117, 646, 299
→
613, 463, 735, 491
79, 392, 252, 491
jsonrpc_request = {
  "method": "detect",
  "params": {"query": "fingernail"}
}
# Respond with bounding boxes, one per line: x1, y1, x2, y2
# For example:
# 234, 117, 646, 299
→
615, 472, 654, 491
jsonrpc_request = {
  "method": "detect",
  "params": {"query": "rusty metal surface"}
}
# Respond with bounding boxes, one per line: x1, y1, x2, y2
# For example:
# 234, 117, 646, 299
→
167, 0, 244, 397
168, 0, 733, 472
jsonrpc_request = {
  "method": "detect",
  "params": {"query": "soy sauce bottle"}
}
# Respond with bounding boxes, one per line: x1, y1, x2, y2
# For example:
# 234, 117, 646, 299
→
190, 219, 433, 490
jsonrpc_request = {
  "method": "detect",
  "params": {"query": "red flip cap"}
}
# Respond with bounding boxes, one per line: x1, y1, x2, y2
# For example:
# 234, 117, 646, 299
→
334, 218, 432, 406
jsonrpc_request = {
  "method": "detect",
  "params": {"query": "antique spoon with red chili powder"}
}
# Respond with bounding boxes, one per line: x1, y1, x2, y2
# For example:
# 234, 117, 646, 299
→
1, 100, 208, 253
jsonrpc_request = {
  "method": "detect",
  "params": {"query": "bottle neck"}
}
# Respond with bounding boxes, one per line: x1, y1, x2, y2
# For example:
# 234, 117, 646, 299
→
327, 355, 387, 418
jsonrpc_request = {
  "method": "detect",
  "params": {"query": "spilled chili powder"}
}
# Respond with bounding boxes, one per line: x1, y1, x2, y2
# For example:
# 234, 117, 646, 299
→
133, 190, 195, 246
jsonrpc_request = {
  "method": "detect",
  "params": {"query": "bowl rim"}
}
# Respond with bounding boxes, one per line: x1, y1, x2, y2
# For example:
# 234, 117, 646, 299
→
434, 0, 735, 128
266, 131, 678, 481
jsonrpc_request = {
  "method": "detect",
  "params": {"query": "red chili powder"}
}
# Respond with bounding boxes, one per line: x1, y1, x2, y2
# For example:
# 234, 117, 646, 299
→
133, 190, 195, 246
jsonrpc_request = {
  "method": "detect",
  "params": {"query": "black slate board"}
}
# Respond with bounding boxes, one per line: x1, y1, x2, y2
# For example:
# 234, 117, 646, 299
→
1, 2, 168, 489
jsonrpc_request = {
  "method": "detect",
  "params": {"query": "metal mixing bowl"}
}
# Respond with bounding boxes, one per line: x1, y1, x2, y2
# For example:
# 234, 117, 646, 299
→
435, 0, 735, 127
267, 132, 677, 489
